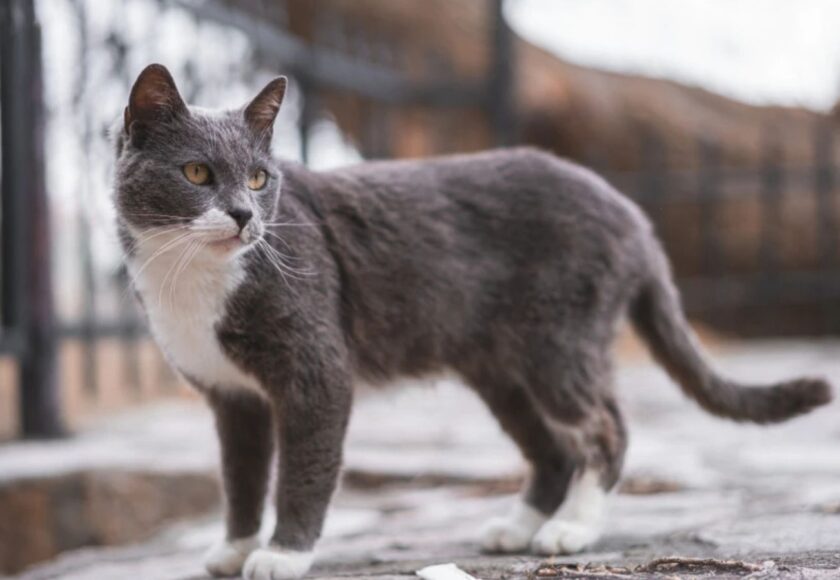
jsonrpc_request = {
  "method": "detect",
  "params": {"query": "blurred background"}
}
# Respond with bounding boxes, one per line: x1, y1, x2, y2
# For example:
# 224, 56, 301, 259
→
1, 0, 840, 577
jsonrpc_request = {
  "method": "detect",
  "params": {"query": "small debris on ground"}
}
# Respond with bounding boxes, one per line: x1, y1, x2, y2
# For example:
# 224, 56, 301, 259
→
536, 558, 772, 578
416, 563, 479, 580
535, 563, 634, 577
636, 556, 764, 575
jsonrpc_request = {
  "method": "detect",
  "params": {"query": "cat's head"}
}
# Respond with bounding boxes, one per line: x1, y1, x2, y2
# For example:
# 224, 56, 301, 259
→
113, 64, 287, 259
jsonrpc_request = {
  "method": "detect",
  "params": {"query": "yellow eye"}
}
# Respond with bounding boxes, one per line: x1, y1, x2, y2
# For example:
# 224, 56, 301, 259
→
183, 163, 211, 185
248, 169, 268, 191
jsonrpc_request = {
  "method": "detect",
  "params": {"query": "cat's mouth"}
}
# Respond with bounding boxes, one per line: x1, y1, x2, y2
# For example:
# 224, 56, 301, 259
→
208, 234, 245, 253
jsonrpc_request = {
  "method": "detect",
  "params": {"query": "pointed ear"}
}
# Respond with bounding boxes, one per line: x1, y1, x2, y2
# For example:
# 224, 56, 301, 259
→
125, 64, 187, 133
244, 76, 287, 137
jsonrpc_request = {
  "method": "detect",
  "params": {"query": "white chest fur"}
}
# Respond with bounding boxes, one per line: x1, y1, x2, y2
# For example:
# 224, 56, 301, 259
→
128, 246, 262, 394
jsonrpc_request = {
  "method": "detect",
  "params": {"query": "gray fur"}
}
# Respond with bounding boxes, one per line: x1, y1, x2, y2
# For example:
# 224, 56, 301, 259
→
113, 65, 832, 561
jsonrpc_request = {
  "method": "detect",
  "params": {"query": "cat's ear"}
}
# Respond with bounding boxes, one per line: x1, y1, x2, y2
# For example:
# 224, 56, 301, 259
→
243, 76, 287, 137
124, 64, 188, 138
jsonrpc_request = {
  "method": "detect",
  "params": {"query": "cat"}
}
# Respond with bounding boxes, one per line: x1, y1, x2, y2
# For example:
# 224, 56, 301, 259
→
112, 64, 832, 580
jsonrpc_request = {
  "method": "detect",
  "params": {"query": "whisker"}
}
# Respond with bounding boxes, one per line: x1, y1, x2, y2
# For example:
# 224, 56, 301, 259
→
186, 226, 240, 233
124, 231, 195, 298
120, 212, 193, 220
262, 230, 295, 254
258, 239, 317, 285
167, 239, 199, 309
159, 235, 199, 309
258, 239, 316, 279
120, 231, 194, 305
257, 239, 293, 289
261, 231, 309, 263
260, 239, 315, 274
128, 225, 190, 251
167, 239, 204, 311
263, 221, 318, 228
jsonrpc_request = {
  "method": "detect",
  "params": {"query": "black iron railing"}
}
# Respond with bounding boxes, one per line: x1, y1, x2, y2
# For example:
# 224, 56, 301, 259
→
0, 0, 515, 439
1, 0, 63, 437
4, 0, 839, 440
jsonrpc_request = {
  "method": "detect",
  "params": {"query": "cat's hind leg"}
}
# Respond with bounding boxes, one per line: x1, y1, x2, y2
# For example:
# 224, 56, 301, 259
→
462, 369, 585, 553
530, 468, 607, 555
204, 391, 275, 577
499, 334, 626, 556
531, 398, 627, 555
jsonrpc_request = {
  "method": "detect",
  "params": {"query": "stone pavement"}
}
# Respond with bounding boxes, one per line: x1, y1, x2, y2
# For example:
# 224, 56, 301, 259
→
5, 339, 840, 579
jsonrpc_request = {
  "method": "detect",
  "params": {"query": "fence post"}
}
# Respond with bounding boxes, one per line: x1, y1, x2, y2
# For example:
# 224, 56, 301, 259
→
0, 0, 64, 437
814, 121, 836, 267
758, 131, 783, 304
639, 128, 667, 240
297, 78, 315, 164
698, 140, 723, 276
72, 0, 98, 397
813, 121, 837, 333
489, 0, 515, 146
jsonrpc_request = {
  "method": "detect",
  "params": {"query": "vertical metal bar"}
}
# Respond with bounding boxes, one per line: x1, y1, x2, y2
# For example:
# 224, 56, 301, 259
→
70, 0, 98, 397
368, 104, 391, 159
358, 103, 374, 159
1, 0, 64, 437
814, 121, 836, 267
640, 129, 666, 238
298, 79, 314, 165
698, 140, 723, 276
0, 4, 26, 342
488, 0, 515, 146
813, 121, 837, 333
758, 133, 783, 297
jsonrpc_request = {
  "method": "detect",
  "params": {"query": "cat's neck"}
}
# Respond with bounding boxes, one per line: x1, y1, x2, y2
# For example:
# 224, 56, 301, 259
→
128, 238, 244, 311
127, 235, 262, 393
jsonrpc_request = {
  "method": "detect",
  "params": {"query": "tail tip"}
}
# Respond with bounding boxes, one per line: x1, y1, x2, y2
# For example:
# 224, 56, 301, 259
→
785, 376, 833, 414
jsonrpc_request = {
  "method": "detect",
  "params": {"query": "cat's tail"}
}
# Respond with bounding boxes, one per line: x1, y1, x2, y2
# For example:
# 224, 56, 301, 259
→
629, 241, 832, 424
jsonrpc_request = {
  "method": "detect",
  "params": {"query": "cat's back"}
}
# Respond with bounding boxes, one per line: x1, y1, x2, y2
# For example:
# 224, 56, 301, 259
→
309, 147, 650, 251
323, 148, 641, 219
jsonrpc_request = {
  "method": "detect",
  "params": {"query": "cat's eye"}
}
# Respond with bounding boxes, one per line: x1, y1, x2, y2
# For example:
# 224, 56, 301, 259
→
183, 163, 211, 185
248, 169, 268, 191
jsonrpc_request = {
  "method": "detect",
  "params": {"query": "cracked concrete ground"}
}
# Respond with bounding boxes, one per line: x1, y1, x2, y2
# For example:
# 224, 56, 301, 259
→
4, 339, 840, 579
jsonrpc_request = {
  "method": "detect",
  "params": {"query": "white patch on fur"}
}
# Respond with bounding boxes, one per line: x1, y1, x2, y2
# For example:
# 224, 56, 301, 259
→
243, 546, 314, 580
205, 534, 261, 577
531, 469, 606, 555
480, 497, 547, 553
128, 210, 262, 394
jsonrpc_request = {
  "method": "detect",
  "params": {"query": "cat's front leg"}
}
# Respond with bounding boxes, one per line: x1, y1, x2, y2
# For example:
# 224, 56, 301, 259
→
204, 391, 274, 577
243, 374, 352, 580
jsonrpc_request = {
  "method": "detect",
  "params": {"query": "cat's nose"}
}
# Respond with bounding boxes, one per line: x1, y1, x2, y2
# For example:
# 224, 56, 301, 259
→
227, 207, 253, 231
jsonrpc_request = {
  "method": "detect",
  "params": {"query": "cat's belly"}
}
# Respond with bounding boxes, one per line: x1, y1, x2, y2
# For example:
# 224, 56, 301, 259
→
130, 253, 263, 395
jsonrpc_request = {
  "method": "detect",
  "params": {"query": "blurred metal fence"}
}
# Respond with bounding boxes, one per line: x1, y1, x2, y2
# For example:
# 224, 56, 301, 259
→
0, 0, 514, 438
3, 0, 839, 440
1, 0, 62, 437
604, 125, 840, 337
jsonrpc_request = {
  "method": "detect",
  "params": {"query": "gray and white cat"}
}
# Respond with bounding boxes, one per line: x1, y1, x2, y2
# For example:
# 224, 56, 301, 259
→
113, 64, 832, 580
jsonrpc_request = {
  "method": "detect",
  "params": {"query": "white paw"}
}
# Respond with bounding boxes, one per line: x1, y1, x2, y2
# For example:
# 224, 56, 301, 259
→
531, 520, 600, 555
480, 516, 535, 553
243, 546, 314, 580
205, 534, 261, 577
480, 500, 547, 553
